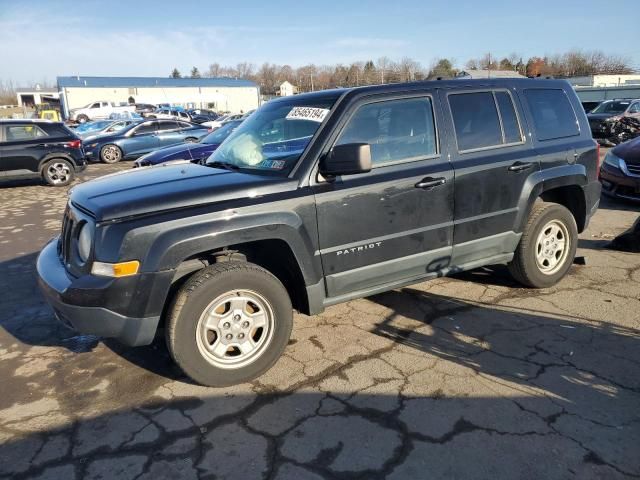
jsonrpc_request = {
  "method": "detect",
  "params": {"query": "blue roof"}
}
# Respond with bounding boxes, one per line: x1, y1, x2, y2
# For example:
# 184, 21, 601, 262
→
57, 76, 257, 88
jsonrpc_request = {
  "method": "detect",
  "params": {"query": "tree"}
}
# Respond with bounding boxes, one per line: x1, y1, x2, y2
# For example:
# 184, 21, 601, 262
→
190, 67, 201, 78
170, 68, 181, 78
207, 63, 221, 77
428, 58, 456, 79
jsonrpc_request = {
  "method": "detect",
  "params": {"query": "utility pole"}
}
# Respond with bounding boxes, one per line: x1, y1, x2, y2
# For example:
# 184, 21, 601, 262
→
309, 74, 314, 92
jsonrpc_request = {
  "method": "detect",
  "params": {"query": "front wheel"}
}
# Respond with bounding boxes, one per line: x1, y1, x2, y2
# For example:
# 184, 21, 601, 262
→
76, 114, 89, 123
184, 137, 198, 143
508, 202, 578, 288
100, 144, 123, 164
166, 262, 293, 387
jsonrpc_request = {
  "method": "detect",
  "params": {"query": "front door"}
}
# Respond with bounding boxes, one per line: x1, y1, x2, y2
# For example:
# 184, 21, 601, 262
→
313, 93, 454, 298
126, 121, 159, 156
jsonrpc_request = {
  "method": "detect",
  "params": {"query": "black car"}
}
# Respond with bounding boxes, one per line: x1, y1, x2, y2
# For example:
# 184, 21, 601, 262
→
135, 103, 156, 115
581, 101, 601, 113
587, 99, 640, 139
0, 120, 86, 186
37, 78, 600, 386
187, 109, 219, 124
600, 137, 640, 201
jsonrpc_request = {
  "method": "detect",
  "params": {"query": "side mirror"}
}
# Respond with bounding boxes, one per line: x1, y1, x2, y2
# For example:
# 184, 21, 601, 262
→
320, 143, 372, 176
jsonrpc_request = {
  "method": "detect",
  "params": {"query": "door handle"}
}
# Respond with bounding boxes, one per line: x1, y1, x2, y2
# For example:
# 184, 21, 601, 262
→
415, 177, 446, 189
508, 161, 534, 172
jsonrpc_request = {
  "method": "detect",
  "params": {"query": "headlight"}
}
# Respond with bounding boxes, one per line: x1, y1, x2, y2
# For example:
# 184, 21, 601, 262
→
603, 151, 622, 169
77, 223, 93, 262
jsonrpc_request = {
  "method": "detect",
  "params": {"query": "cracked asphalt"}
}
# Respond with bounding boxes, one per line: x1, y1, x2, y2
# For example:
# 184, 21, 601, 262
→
0, 161, 639, 479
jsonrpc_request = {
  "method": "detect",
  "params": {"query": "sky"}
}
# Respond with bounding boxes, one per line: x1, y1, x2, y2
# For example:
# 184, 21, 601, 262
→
1, 0, 638, 85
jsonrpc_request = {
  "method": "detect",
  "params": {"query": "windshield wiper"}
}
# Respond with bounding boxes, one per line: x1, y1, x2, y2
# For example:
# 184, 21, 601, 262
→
207, 161, 240, 171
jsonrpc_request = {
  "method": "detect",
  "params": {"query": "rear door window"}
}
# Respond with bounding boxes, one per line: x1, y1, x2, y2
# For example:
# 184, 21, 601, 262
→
5, 125, 47, 141
523, 89, 579, 141
158, 120, 179, 131
448, 92, 503, 151
495, 92, 523, 144
335, 97, 438, 166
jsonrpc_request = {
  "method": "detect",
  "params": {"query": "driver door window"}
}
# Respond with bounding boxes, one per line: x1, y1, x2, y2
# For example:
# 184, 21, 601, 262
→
133, 123, 157, 135
90, 103, 100, 109
335, 97, 438, 166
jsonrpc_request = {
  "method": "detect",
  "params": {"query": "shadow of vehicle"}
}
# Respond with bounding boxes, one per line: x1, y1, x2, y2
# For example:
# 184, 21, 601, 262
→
1, 244, 639, 478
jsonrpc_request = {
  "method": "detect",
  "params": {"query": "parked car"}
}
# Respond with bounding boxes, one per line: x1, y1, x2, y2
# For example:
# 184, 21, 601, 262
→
581, 101, 601, 113
68, 101, 136, 123
600, 136, 640, 202
83, 119, 209, 163
187, 109, 219, 124
134, 120, 242, 167
587, 99, 640, 139
201, 114, 231, 129
147, 108, 192, 122
135, 103, 157, 115
37, 78, 600, 386
75, 119, 140, 139
0, 120, 86, 186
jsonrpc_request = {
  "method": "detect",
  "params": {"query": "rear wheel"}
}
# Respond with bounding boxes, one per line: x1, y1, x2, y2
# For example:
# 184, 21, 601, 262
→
42, 159, 74, 186
166, 262, 293, 387
184, 137, 198, 143
508, 202, 577, 288
100, 144, 123, 164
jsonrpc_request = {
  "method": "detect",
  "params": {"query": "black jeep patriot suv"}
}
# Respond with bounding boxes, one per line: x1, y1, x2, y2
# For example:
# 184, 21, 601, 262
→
37, 79, 601, 386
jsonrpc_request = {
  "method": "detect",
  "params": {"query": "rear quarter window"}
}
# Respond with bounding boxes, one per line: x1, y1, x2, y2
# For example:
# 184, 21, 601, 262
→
523, 89, 579, 141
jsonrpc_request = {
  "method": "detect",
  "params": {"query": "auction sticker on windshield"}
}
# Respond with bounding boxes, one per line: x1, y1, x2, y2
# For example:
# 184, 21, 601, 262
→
286, 107, 329, 123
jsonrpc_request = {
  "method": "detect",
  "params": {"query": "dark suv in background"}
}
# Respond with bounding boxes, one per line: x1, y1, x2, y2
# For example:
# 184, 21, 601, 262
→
37, 79, 600, 386
0, 120, 86, 186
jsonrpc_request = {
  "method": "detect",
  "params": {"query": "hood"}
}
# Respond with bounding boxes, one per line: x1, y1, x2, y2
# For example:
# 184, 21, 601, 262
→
587, 113, 618, 122
70, 162, 296, 221
143, 142, 218, 164
612, 136, 640, 165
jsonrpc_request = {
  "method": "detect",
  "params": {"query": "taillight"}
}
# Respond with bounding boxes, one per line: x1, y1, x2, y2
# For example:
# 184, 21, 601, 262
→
66, 139, 82, 149
207, 128, 213, 132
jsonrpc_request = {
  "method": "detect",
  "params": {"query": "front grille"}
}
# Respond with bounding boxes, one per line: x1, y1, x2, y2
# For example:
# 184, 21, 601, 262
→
626, 163, 640, 176
59, 208, 74, 266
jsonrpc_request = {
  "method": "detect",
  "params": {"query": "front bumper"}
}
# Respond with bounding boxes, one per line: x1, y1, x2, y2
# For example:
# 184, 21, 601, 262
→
600, 164, 640, 202
36, 239, 168, 346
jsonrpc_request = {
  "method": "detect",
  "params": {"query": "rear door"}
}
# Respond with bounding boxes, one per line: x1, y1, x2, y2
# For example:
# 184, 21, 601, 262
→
314, 91, 455, 298
0, 124, 50, 173
156, 120, 186, 147
438, 88, 537, 266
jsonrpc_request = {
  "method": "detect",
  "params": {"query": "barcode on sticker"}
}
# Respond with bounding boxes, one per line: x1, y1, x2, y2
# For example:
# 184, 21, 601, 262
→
286, 107, 329, 123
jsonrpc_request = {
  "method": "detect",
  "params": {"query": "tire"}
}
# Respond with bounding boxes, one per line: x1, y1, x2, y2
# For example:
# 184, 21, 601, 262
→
166, 262, 293, 387
42, 159, 75, 186
508, 202, 578, 288
147, 115, 156, 119
76, 114, 89, 124
100, 144, 123, 164
184, 137, 198, 143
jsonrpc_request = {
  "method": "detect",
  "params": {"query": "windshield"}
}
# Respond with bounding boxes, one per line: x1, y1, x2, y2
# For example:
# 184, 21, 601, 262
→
591, 101, 630, 114
206, 95, 339, 175
76, 120, 111, 133
201, 121, 242, 145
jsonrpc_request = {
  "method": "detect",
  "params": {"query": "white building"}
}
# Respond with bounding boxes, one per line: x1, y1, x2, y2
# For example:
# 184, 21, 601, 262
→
279, 81, 298, 96
57, 76, 260, 118
15, 86, 59, 107
456, 69, 525, 79
567, 75, 640, 88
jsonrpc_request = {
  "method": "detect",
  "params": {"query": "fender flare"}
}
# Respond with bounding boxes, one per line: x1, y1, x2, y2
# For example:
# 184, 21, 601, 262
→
38, 153, 76, 173
513, 164, 588, 234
